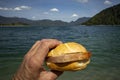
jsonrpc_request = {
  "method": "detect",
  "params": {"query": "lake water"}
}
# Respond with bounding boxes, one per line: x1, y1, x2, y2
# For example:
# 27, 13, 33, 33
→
0, 25, 120, 80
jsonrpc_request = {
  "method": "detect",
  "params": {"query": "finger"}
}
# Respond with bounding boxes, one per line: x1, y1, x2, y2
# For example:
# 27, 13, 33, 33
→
38, 70, 63, 80
50, 70, 63, 78
33, 39, 62, 66
25, 41, 41, 58
39, 39, 62, 49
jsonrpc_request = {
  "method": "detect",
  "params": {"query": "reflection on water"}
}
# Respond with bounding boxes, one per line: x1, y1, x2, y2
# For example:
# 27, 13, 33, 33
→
0, 26, 120, 80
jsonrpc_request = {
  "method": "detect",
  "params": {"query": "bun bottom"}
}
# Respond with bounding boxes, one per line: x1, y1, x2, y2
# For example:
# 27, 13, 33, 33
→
46, 59, 90, 71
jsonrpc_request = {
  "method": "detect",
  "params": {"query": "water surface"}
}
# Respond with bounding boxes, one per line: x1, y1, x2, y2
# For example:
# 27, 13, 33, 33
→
0, 25, 120, 80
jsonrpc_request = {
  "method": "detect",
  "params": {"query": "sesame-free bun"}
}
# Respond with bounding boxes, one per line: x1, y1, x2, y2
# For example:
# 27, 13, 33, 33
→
46, 42, 91, 71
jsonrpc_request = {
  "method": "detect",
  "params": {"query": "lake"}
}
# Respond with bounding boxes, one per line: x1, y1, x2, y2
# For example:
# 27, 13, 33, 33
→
0, 25, 120, 80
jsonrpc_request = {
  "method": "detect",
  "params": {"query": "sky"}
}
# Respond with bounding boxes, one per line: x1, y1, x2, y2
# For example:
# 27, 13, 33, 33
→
0, 0, 120, 22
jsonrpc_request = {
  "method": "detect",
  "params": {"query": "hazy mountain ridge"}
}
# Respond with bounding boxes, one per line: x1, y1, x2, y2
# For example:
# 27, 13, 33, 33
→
0, 16, 70, 26
0, 15, 89, 26
70, 17, 90, 25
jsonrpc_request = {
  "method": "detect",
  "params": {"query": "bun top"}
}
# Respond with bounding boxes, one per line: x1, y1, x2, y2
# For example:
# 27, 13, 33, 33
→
47, 42, 87, 57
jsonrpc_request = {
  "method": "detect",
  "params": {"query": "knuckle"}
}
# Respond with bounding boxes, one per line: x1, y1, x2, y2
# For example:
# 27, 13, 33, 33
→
36, 40, 41, 43
40, 39, 49, 46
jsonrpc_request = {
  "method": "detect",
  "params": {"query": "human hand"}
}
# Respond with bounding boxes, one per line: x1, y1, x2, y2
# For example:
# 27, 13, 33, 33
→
12, 39, 63, 80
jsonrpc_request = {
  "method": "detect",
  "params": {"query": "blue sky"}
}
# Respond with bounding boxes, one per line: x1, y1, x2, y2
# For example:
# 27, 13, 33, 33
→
0, 0, 120, 22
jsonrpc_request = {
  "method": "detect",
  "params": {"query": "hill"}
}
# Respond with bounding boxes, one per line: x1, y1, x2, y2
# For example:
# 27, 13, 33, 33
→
82, 4, 120, 25
0, 16, 33, 25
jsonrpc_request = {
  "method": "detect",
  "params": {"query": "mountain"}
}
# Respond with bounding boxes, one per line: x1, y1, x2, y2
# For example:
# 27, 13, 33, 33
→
0, 15, 90, 26
0, 16, 33, 25
82, 3, 120, 25
0, 16, 69, 26
70, 17, 90, 25
32, 19, 69, 27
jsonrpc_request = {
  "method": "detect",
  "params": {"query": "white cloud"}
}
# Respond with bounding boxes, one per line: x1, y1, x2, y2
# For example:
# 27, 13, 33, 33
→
0, 6, 31, 11
71, 13, 79, 17
0, 7, 12, 10
104, 0, 112, 5
14, 7, 22, 11
20, 6, 31, 9
32, 16, 36, 19
14, 6, 31, 11
76, 0, 88, 3
50, 8, 59, 12
43, 12, 49, 14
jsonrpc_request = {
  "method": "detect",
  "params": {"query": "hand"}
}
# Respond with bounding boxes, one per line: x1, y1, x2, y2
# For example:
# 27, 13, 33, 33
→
12, 39, 63, 80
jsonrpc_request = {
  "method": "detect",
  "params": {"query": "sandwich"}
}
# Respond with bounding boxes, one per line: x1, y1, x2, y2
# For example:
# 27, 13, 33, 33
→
46, 42, 91, 71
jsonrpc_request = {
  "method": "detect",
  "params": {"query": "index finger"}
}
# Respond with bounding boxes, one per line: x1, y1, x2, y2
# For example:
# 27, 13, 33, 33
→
31, 39, 62, 68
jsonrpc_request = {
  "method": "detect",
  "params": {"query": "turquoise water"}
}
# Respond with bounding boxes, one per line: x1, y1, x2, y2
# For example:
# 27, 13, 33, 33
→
0, 26, 120, 80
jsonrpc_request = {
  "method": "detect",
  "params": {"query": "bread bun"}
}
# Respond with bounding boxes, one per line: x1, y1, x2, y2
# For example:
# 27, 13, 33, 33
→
46, 42, 91, 71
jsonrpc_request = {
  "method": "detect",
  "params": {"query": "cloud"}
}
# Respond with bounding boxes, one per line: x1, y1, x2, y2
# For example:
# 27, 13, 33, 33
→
43, 8, 59, 15
104, 0, 112, 5
71, 13, 79, 18
76, 0, 88, 3
0, 7, 12, 10
43, 12, 49, 15
50, 8, 59, 12
0, 6, 31, 11
32, 16, 36, 19
14, 6, 31, 11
